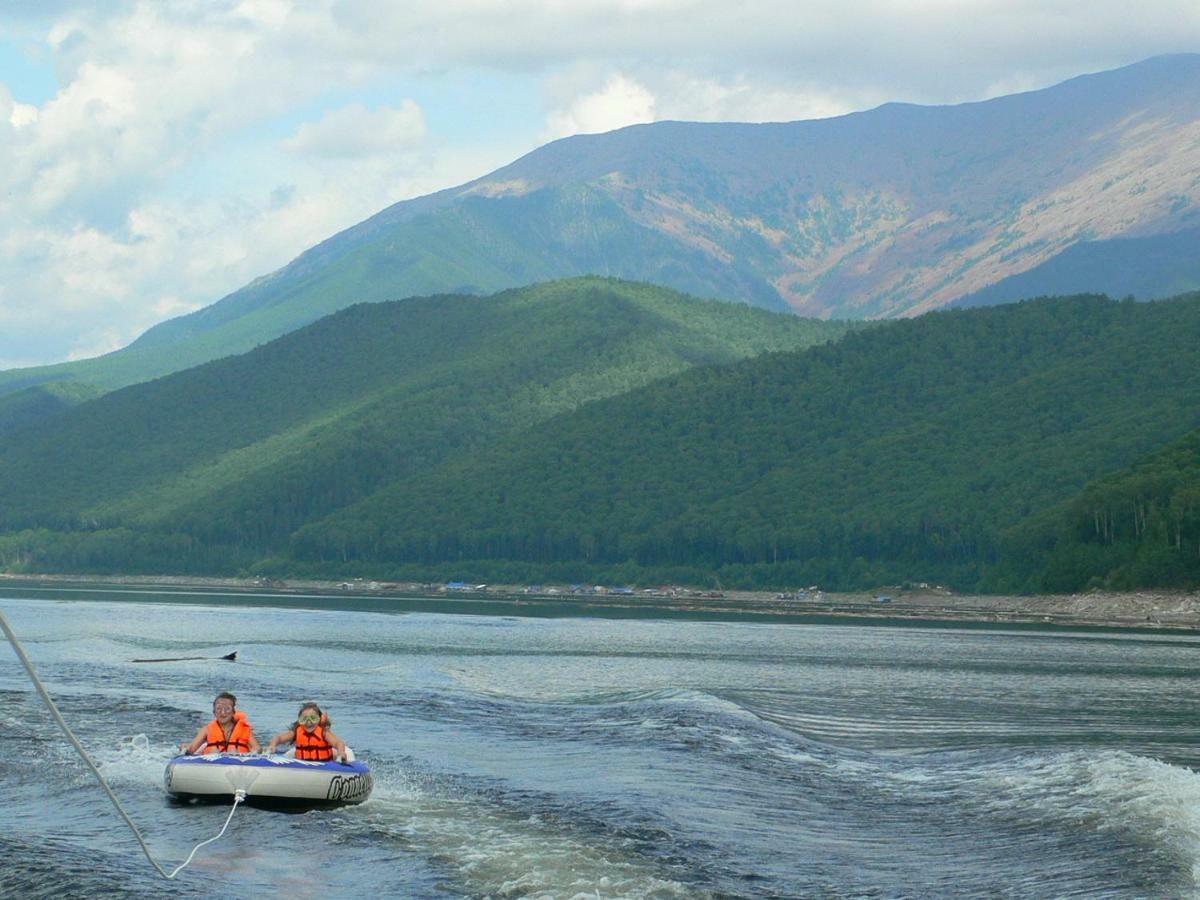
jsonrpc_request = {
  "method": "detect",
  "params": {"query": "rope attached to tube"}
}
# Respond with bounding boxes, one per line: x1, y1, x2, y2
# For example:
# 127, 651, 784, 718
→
0, 607, 246, 880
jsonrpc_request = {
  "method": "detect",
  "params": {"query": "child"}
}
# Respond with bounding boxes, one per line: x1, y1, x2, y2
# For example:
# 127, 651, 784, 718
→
181, 691, 260, 755
265, 702, 349, 763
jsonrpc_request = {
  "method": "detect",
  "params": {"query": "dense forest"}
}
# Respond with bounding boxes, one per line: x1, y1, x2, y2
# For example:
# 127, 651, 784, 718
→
286, 291, 1200, 590
995, 430, 1200, 592
0, 278, 852, 576
1, 281, 1198, 592
0, 381, 102, 434
952, 226, 1200, 310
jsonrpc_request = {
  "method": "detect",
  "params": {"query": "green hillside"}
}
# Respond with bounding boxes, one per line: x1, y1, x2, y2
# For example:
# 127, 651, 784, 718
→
994, 430, 1200, 592
0, 381, 103, 434
0, 278, 851, 574
953, 226, 1200, 309
287, 292, 1200, 590
0, 185, 793, 399
5, 284, 1199, 591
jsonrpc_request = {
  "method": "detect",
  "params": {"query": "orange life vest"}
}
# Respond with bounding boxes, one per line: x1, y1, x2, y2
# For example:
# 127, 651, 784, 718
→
203, 711, 253, 755
294, 723, 334, 761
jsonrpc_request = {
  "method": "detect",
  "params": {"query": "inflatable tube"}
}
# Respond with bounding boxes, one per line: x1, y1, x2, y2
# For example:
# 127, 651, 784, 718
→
165, 752, 372, 807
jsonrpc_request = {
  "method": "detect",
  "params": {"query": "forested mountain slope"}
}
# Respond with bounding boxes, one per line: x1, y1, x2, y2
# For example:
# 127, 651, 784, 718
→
287, 292, 1200, 590
0, 382, 102, 435
953, 227, 1200, 310
4, 282, 1200, 591
997, 430, 1200, 592
0, 278, 850, 573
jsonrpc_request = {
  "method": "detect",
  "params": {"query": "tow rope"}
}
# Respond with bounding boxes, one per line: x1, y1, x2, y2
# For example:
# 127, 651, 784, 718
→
0, 607, 247, 880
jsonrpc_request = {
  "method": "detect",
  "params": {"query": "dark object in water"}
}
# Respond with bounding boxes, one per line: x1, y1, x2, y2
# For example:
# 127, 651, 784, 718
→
132, 651, 238, 663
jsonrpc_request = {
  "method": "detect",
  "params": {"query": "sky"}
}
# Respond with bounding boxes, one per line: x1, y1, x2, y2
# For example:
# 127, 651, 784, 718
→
0, 1, 1197, 369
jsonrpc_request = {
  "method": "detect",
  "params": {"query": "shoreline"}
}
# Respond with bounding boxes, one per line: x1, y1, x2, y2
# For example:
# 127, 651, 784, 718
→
4, 572, 1200, 632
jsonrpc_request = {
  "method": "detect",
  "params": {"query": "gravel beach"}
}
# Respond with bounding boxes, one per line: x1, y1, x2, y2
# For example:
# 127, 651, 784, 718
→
4, 573, 1198, 631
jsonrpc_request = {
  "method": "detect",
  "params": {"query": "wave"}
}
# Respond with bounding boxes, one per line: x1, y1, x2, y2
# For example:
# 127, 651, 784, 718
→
969, 750, 1200, 884
337, 757, 706, 898
55, 730, 714, 896
0, 833, 201, 899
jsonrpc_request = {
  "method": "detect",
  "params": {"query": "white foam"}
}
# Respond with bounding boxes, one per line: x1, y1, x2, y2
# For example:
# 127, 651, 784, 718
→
92, 733, 178, 791
362, 795, 695, 898
971, 750, 1200, 888
340, 761, 697, 898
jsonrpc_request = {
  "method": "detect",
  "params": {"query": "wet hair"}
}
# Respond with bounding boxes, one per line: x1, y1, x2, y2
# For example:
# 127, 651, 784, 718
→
213, 691, 237, 709
294, 701, 331, 728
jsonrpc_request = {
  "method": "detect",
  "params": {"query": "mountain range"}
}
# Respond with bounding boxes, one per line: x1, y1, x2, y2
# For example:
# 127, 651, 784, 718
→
2, 54, 1198, 401
0, 279, 852, 572
1, 277, 1198, 592
3, 55, 1200, 593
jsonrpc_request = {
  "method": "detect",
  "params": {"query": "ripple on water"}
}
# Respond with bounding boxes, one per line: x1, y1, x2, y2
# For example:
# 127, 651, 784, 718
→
7, 594, 1200, 896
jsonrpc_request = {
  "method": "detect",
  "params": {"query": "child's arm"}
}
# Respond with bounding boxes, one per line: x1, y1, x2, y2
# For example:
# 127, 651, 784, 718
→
325, 728, 349, 761
181, 725, 207, 755
264, 728, 296, 755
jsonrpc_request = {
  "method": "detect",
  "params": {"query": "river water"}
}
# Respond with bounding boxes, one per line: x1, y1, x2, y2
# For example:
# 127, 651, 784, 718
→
3, 586, 1200, 898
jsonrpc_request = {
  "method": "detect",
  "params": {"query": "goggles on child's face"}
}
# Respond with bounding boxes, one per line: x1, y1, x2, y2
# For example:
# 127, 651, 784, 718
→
298, 713, 320, 725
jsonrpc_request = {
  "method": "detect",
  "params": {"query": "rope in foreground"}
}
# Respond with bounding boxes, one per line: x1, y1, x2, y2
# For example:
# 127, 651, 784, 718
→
0, 607, 246, 880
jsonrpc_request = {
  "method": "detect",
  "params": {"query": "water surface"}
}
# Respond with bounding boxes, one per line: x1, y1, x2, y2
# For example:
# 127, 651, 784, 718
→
3, 587, 1200, 898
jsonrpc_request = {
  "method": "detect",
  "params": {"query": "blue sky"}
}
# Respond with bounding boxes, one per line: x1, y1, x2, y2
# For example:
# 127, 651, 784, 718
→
0, 0, 1197, 368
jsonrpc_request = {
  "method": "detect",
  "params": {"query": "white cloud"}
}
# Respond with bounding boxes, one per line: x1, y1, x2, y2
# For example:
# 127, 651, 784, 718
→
544, 73, 656, 139
9, 101, 38, 128
283, 101, 427, 159
66, 328, 128, 362
0, 2, 440, 365
644, 71, 876, 123
540, 65, 884, 143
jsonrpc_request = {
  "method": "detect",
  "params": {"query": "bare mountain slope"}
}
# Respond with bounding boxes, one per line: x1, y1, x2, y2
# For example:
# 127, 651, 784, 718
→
3, 54, 1197, 397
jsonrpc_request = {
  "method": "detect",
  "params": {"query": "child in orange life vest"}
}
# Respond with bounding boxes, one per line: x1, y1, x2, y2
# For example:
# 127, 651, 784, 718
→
180, 691, 261, 755
264, 702, 348, 763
